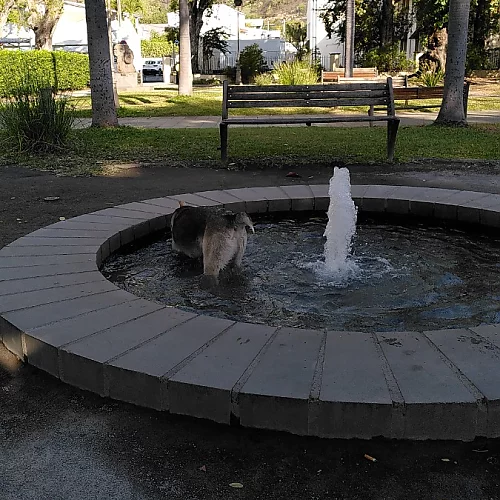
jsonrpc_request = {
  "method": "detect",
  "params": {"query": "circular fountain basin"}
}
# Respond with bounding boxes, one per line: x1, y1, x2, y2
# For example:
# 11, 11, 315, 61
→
2, 184, 500, 441
103, 214, 500, 333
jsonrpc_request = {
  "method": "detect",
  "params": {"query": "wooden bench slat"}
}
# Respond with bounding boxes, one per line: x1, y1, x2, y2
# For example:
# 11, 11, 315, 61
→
228, 82, 388, 94
228, 97, 389, 109
227, 90, 389, 101
223, 115, 398, 124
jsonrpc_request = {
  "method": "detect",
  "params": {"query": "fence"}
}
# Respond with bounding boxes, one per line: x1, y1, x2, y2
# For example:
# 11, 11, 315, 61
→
200, 51, 295, 74
488, 48, 500, 69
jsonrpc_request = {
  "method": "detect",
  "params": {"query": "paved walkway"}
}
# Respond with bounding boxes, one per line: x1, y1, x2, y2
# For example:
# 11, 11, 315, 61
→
74, 110, 500, 129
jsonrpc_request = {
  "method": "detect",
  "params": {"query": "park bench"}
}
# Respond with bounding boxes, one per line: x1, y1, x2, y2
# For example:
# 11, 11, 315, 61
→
219, 77, 401, 162
321, 67, 378, 83
338, 75, 409, 87
392, 82, 471, 116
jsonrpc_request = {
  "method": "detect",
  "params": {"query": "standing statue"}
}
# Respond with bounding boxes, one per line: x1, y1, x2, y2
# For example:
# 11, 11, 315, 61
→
114, 41, 136, 74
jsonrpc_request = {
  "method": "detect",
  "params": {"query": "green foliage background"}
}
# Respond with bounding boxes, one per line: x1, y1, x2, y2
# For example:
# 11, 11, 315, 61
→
0, 50, 89, 95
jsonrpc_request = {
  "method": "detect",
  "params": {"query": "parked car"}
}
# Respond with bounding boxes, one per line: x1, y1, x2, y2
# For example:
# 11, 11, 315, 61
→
143, 58, 163, 76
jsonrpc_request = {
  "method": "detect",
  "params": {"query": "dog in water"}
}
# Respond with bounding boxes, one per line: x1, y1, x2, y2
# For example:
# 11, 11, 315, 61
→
170, 202, 254, 284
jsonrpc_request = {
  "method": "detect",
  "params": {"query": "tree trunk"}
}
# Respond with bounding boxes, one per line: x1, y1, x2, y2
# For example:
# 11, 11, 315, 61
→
178, 0, 193, 95
84, 0, 119, 127
30, 0, 64, 50
344, 0, 355, 77
0, 0, 16, 37
435, 0, 471, 126
189, 0, 209, 74
380, 0, 393, 47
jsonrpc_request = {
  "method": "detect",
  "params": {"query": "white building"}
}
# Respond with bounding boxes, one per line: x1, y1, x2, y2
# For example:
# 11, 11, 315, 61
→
306, 0, 419, 69
307, 0, 344, 69
140, 5, 292, 72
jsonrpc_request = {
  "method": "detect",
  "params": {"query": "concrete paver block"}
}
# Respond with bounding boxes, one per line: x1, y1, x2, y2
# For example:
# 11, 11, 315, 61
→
0, 245, 100, 257
279, 185, 314, 211
309, 331, 394, 439
238, 327, 323, 435
424, 328, 500, 436
224, 188, 269, 213
0, 254, 94, 268
168, 322, 277, 423
0, 280, 117, 314
195, 190, 246, 212
60, 307, 197, 395
309, 184, 329, 211
107, 315, 234, 410
0, 261, 98, 281
376, 331, 479, 440
249, 187, 291, 212
25, 299, 163, 378
117, 202, 175, 215
3, 289, 137, 332
140, 197, 182, 209
90, 207, 155, 220
168, 193, 220, 207
0, 272, 105, 296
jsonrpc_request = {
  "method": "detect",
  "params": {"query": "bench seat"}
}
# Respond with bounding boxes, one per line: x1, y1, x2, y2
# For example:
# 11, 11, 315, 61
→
222, 115, 399, 125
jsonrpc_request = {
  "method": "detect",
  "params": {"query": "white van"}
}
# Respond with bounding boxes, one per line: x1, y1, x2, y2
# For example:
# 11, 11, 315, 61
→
142, 58, 163, 76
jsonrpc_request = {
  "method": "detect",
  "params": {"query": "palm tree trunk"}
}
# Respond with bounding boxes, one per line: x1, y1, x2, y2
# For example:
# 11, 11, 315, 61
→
435, 0, 471, 126
84, 0, 119, 127
380, 0, 393, 47
179, 0, 193, 96
345, 0, 355, 77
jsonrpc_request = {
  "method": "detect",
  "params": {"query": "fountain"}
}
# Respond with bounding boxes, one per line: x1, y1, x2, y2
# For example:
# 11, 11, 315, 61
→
322, 166, 358, 275
3, 181, 500, 440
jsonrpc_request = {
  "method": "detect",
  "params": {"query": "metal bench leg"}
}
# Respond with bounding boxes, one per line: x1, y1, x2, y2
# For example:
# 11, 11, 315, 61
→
368, 104, 374, 127
220, 123, 228, 163
387, 119, 400, 162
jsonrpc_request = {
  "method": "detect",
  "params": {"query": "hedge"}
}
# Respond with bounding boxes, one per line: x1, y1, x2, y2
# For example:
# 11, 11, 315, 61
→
141, 39, 174, 58
0, 49, 90, 95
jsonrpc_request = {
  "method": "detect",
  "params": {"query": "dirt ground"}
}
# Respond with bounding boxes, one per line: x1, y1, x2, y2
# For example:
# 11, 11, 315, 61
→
2, 161, 500, 500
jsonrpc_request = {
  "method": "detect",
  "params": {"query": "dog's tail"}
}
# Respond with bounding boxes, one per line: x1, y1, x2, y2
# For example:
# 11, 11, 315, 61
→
237, 212, 255, 234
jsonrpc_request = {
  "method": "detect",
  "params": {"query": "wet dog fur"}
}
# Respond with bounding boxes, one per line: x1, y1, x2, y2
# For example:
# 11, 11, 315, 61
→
170, 202, 254, 284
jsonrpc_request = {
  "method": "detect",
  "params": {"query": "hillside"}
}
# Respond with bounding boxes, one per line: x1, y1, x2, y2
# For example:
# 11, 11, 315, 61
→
223, 0, 307, 21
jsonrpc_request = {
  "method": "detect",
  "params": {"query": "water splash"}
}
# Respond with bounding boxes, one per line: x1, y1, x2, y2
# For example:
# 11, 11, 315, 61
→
323, 167, 358, 275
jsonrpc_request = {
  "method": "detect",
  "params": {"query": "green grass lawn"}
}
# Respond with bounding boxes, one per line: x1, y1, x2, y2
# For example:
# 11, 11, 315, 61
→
2, 124, 499, 176
69, 87, 500, 118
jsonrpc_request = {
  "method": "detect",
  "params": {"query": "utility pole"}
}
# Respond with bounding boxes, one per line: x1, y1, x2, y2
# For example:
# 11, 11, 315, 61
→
234, 0, 242, 84
345, 0, 355, 77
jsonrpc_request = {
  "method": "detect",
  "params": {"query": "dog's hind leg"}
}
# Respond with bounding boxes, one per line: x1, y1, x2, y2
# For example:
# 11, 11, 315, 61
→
231, 233, 248, 268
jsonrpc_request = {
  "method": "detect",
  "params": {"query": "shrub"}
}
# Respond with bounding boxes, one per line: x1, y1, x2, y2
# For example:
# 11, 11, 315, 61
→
141, 31, 175, 58
418, 62, 445, 86
0, 49, 89, 96
0, 77, 75, 153
239, 44, 266, 83
361, 45, 415, 74
254, 72, 276, 85
273, 60, 318, 85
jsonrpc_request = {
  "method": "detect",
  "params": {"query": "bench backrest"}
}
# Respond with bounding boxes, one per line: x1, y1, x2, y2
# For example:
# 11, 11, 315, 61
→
321, 67, 378, 82
393, 83, 470, 100
222, 78, 397, 119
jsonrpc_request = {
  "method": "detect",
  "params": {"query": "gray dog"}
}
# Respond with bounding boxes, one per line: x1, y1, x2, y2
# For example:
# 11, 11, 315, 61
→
170, 202, 254, 284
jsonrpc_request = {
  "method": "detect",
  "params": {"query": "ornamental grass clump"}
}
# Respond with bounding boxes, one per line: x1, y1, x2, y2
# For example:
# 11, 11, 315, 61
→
0, 76, 75, 153
273, 60, 319, 85
418, 62, 445, 87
